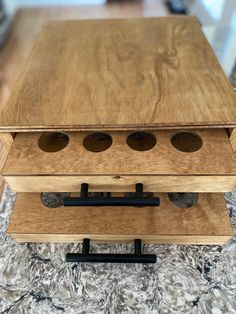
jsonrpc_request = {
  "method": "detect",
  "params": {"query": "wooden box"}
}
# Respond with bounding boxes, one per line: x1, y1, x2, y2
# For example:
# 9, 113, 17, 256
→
0, 17, 235, 246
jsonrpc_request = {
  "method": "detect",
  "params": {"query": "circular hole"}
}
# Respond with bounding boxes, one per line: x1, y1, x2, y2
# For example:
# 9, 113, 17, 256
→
83, 132, 112, 152
168, 192, 198, 208
170, 132, 203, 153
41, 192, 69, 208
38, 132, 69, 153
127, 132, 156, 151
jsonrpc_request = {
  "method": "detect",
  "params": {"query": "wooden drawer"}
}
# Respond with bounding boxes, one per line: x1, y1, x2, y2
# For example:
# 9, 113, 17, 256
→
2, 129, 236, 192
3, 129, 234, 246
7, 192, 233, 244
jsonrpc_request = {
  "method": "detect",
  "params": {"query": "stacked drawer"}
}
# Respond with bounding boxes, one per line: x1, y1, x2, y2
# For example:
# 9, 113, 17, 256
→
0, 17, 236, 261
2, 129, 234, 244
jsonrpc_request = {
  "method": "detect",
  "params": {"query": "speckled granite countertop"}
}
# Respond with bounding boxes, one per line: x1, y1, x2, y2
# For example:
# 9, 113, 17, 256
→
0, 187, 236, 313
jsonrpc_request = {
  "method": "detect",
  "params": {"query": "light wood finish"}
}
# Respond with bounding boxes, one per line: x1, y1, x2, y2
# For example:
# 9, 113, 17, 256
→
230, 128, 236, 152
0, 4, 168, 194
7, 192, 233, 244
0, 3, 168, 114
0, 133, 12, 170
0, 133, 13, 196
4, 129, 236, 175
5, 175, 236, 193
3, 130, 236, 193
0, 177, 5, 197
0, 17, 235, 131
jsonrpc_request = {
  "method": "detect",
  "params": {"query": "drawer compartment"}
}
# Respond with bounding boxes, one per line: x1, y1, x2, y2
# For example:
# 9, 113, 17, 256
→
3, 129, 236, 192
7, 192, 233, 244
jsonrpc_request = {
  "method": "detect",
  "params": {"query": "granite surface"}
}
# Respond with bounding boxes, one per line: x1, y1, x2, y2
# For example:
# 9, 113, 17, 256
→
0, 187, 236, 313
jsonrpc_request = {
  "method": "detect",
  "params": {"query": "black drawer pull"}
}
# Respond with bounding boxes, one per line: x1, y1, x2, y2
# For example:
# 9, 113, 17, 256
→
63, 183, 160, 207
66, 239, 157, 264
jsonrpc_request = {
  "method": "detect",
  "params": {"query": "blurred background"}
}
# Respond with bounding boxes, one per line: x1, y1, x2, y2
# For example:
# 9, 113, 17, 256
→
0, 0, 236, 117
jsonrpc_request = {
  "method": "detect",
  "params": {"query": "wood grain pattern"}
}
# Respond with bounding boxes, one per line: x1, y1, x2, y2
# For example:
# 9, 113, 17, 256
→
0, 17, 235, 131
0, 4, 168, 115
5, 175, 236, 193
0, 4, 168, 194
3, 129, 236, 177
230, 128, 236, 152
7, 193, 233, 244
0, 177, 5, 198
0, 133, 13, 170
0, 133, 13, 197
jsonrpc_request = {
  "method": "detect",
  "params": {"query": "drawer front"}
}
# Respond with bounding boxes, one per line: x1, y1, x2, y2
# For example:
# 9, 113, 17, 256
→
2, 129, 236, 192
4, 175, 236, 193
7, 192, 233, 244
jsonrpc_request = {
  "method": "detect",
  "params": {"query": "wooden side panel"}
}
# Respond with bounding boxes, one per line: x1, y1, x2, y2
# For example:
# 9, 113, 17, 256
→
0, 133, 13, 196
7, 193, 233, 244
230, 128, 236, 152
0, 133, 13, 171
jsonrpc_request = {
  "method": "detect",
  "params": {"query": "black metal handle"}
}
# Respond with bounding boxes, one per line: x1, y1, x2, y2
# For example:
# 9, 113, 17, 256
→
63, 183, 160, 207
66, 239, 157, 264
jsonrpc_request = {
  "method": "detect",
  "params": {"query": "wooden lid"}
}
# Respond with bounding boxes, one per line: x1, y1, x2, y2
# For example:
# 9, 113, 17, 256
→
0, 17, 235, 131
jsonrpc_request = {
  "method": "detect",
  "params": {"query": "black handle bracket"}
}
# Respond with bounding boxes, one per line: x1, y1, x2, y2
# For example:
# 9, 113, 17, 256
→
63, 183, 160, 207
66, 239, 157, 263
